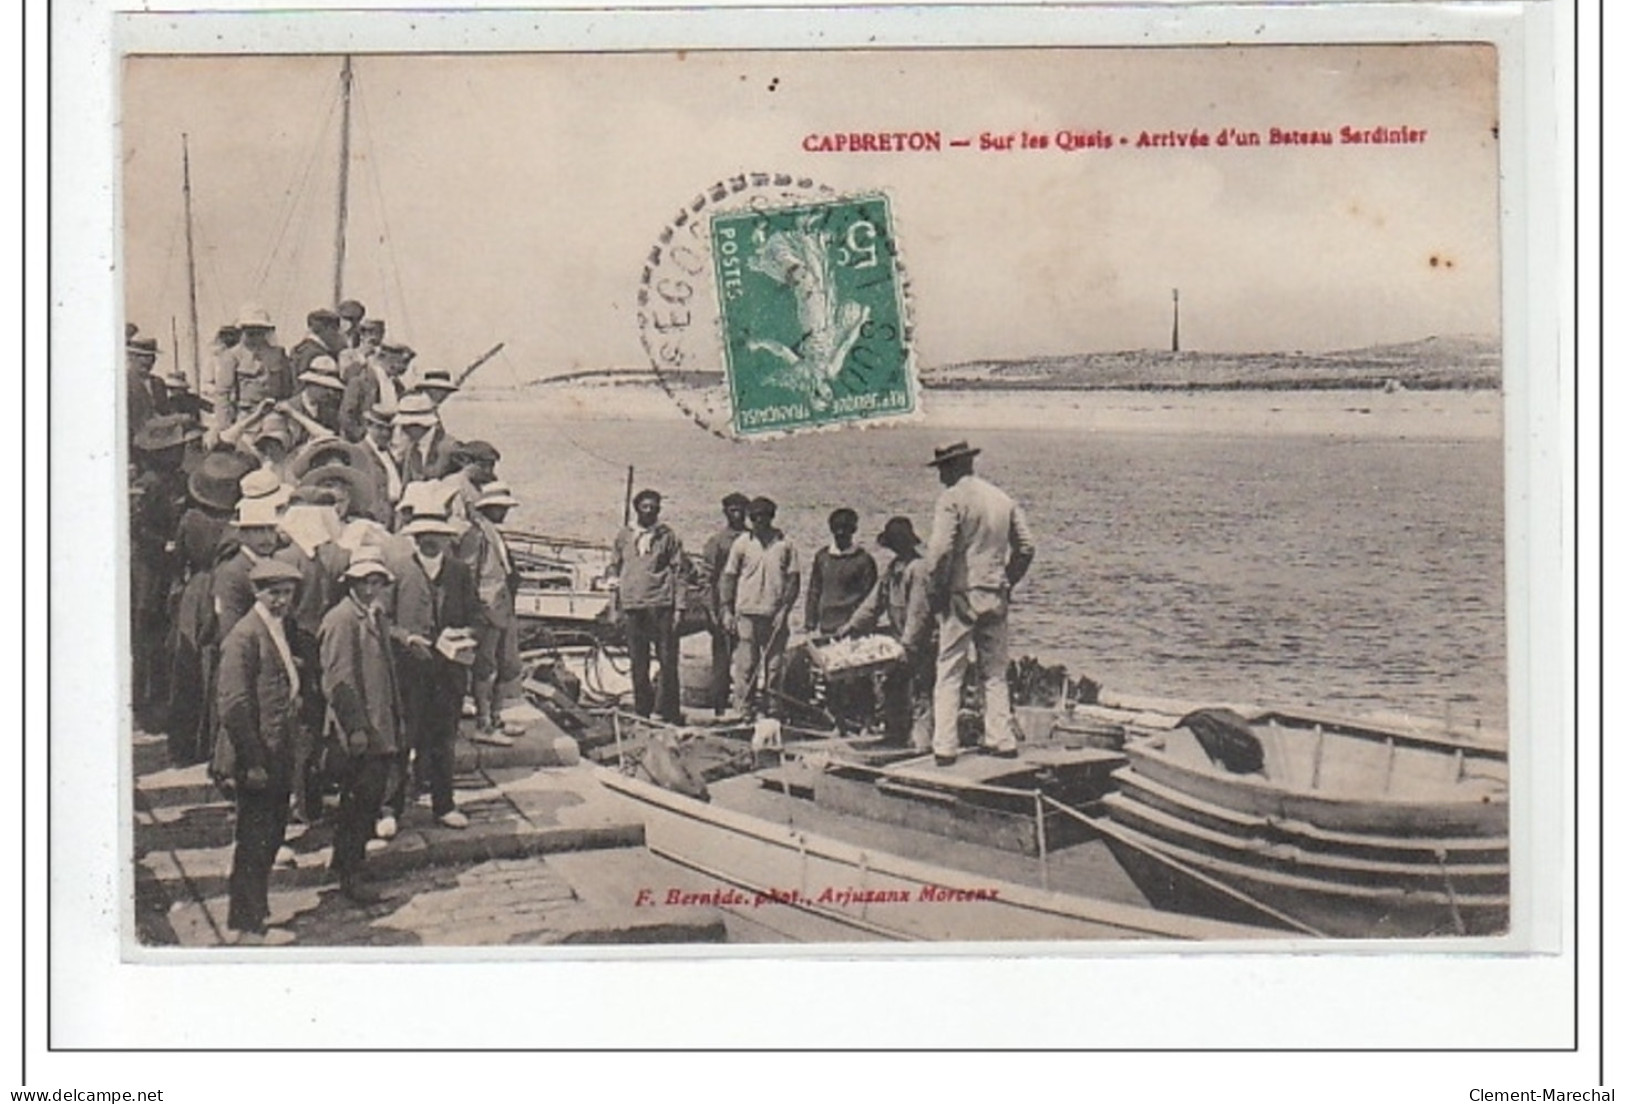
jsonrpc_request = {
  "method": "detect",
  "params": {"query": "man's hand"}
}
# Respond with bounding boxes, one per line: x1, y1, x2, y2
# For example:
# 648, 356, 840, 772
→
721, 610, 737, 635
242, 765, 269, 791
407, 634, 433, 662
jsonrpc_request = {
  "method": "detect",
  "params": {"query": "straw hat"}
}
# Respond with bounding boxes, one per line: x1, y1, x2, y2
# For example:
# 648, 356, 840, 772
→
235, 493, 284, 529
400, 513, 458, 538
926, 441, 981, 468
287, 437, 369, 482
342, 545, 394, 582
298, 355, 345, 390
393, 393, 439, 427
126, 336, 159, 359
475, 480, 520, 511
236, 305, 274, 330
416, 369, 459, 394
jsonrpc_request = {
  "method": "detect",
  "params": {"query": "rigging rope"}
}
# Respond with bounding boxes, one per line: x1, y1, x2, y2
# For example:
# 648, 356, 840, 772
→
251, 80, 341, 304
354, 77, 415, 341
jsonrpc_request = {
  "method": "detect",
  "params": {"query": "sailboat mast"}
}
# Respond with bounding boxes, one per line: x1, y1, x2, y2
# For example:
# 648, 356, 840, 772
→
181, 133, 202, 388
1171, 287, 1180, 353
333, 55, 354, 306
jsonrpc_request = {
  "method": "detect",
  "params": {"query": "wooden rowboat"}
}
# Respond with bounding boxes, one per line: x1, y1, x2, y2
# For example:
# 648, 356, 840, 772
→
1090, 708, 1509, 938
598, 765, 1274, 943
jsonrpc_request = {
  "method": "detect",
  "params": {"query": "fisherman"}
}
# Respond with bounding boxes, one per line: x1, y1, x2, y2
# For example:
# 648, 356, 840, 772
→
215, 557, 308, 942
458, 480, 524, 742
217, 306, 293, 430
357, 405, 404, 525
385, 508, 479, 830
721, 496, 800, 719
129, 414, 201, 729
126, 335, 168, 444
922, 441, 1036, 766
394, 393, 459, 483
338, 319, 394, 441
318, 545, 401, 905
289, 308, 347, 380
701, 492, 750, 715
609, 488, 687, 724
803, 507, 878, 727
838, 516, 936, 749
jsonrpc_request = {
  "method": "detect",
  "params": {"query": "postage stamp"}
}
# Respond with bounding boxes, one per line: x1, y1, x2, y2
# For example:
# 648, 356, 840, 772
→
711, 196, 915, 436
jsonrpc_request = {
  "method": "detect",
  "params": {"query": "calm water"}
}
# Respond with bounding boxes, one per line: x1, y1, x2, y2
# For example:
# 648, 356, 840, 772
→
462, 399, 1506, 728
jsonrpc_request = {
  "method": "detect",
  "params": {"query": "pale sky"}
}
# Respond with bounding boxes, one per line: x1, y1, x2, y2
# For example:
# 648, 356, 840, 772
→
121, 45, 1499, 381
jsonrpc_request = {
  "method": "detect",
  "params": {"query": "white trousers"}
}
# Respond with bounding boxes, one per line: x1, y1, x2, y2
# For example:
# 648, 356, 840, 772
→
932, 589, 1015, 757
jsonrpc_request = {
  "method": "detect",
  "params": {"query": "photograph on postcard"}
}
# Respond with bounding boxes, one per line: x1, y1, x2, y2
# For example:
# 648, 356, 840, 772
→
121, 43, 1506, 950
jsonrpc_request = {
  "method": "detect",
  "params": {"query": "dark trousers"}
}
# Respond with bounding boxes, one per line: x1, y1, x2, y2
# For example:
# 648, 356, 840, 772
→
625, 606, 681, 723
881, 649, 936, 748
393, 655, 465, 818
331, 754, 392, 881
709, 625, 733, 712
228, 782, 290, 932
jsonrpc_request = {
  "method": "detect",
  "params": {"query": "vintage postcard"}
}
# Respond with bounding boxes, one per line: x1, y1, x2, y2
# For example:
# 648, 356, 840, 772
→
115, 37, 1518, 957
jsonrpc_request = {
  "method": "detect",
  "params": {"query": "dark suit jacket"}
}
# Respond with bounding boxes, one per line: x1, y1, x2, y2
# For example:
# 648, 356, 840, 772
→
215, 608, 305, 784
399, 426, 460, 484
388, 553, 479, 643
211, 549, 261, 641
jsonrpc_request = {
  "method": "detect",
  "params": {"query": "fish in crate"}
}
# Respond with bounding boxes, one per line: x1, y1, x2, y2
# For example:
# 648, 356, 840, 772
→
807, 634, 906, 681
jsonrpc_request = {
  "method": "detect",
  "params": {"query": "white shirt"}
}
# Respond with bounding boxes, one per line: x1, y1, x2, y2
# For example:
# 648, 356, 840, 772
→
254, 601, 300, 700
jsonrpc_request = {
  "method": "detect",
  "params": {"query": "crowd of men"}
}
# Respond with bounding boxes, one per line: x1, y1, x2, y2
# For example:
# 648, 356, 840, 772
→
127, 297, 1037, 943
128, 300, 527, 940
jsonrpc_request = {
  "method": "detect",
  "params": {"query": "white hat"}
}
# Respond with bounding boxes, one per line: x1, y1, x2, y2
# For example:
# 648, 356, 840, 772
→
237, 304, 274, 329
240, 467, 293, 507
400, 513, 458, 538
398, 479, 456, 518
235, 493, 284, 528
475, 480, 520, 510
343, 545, 395, 581
394, 393, 439, 427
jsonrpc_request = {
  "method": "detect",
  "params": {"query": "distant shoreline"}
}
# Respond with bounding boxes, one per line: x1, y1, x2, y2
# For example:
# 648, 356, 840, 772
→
458, 383, 1502, 440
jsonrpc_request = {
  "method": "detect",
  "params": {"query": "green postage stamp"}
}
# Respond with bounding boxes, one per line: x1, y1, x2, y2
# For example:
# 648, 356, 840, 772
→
711, 196, 915, 436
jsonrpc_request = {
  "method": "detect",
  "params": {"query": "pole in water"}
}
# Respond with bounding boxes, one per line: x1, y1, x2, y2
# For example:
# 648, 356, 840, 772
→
623, 465, 635, 526
1171, 287, 1180, 353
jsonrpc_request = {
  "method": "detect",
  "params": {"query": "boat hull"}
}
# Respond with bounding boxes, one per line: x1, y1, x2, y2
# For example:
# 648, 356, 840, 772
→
598, 768, 1272, 943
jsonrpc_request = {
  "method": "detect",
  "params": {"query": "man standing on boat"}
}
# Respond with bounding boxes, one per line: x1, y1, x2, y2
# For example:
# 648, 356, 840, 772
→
922, 442, 1036, 766
610, 489, 687, 725
395, 393, 459, 484
702, 492, 750, 715
838, 516, 936, 749
357, 405, 404, 525
721, 496, 801, 719
126, 335, 168, 445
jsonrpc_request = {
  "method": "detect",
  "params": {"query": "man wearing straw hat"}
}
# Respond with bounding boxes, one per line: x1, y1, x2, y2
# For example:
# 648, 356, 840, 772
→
357, 404, 404, 525
460, 480, 524, 742
126, 334, 168, 444
385, 508, 479, 830
213, 491, 288, 643
215, 557, 308, 941
319, 546, 401, 904
395, 392, 459, 484
922, 441, 1036, 767
280, 355, 347, 448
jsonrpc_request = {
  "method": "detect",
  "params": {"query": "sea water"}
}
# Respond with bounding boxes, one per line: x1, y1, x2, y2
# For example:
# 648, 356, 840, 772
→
461, 393, 1505, 728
